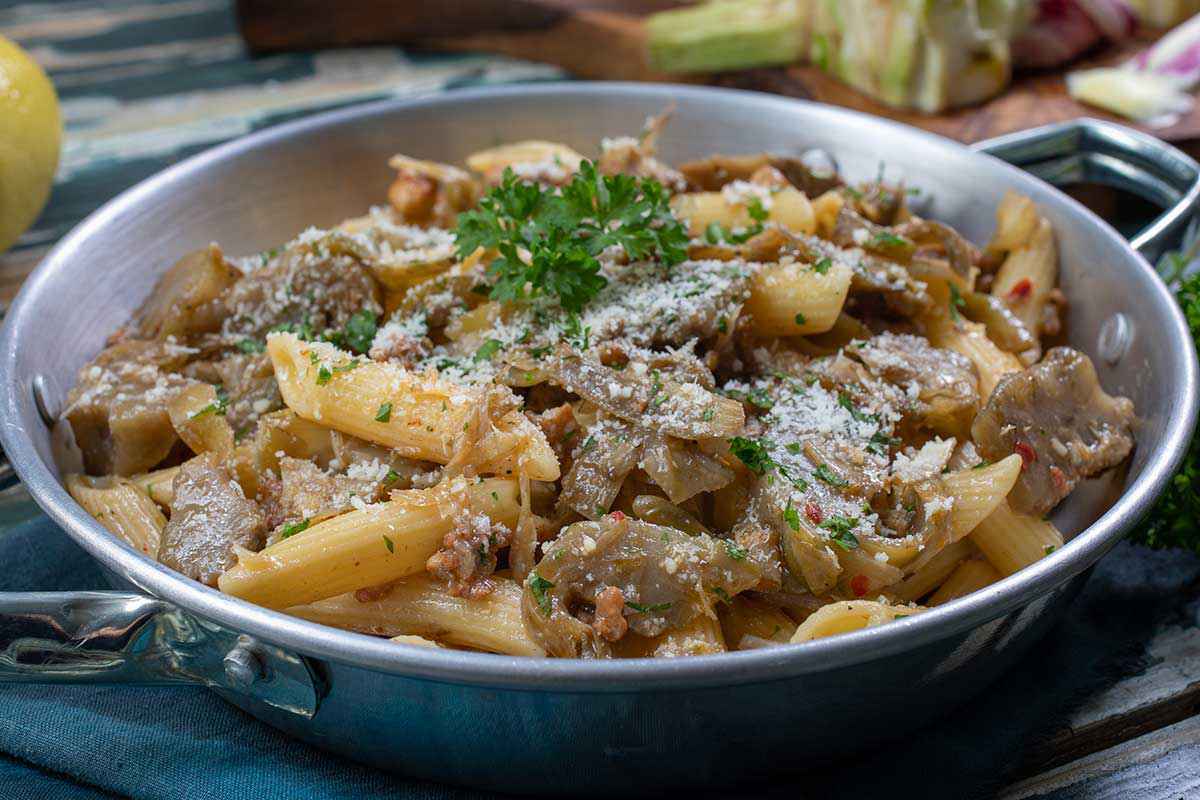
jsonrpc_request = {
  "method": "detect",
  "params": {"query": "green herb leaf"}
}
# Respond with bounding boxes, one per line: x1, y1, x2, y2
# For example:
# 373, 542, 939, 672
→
529, 573, 555, 616
821, 515, 859, 549
949, 284, 966, 322
474, 338, 504, 362
375, 402, 392, 422
812, 257, 832, 275
383, 535, 395, 554
794, 312, 807, 326
626, 600, 673, 613
280, 518, 311, 539
813, 463, 848, 488
316, 365, 332, 386
723, 540, 748, 561
455, 161, 687, 312
730, 436, 774, 476
236, 338, 264, 354
782, 504, 801, 532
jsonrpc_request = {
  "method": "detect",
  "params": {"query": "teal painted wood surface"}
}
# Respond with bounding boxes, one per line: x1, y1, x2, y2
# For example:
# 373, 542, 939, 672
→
1, 3, 1199, 799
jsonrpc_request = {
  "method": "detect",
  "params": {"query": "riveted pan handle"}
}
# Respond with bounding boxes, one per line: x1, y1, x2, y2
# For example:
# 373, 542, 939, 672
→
971, 118, 1200, 263
0, 590, 322, 717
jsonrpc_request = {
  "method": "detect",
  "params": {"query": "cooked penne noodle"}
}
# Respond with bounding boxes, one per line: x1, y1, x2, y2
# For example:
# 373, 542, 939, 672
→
970, 502, 1065, 576
653, 613, 727, 657
289, 574, 543, 657
130, 464, 181, 510
717, 594, 798, 649
167, 384, 234, 456
928, 559, 1002, 606
888, 539, 975, 603
943, 454, 1023, 540
65, 474, 166, 557
267, 333, 558, 481
991, 216, 1057, 335
745, 259, 853, 336
219, 477, 519, 609
791, 600, 923, 643
671, 187, 817, 236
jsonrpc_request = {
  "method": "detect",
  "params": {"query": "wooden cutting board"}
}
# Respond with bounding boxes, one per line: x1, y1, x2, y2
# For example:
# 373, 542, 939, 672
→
236, 0, 1200, 144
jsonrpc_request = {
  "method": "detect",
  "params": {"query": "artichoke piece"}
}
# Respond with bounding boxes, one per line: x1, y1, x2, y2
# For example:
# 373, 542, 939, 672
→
646, 0, 807, 74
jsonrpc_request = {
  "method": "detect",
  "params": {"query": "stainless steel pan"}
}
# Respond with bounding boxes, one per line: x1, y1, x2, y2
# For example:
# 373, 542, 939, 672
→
0, 84, 1196, 793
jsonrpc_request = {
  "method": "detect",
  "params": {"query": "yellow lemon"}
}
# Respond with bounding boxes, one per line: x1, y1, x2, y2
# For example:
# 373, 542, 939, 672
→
0, 36, 61, 254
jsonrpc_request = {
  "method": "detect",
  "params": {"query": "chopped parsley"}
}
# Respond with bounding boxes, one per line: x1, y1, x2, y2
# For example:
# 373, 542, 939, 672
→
454, 161, 687, 312
711, 587, 733, 604
869, 230, 909, 250
561, 312, 591, 351
813, 463, 848, 488
189, 387, 229, 419
375, 402, 392, 422
746, 197, 769, 223
382, 535, 395, 554
279, 518, 310, 539
949, 284, 966, 322
473, 338, 504, 362
316, 365, 332, 386
866, 430, 901, 456
783, 503, 801, 532
821, 515, 860, 549
723, 540, 748, 561
730, 436, 774, 475
384, 469, 401, 483
626, 600, 673, 613
794, 312, 807, 326
812, 256, 832, 275
236, 338, 264, 354
529, 573, 555, 616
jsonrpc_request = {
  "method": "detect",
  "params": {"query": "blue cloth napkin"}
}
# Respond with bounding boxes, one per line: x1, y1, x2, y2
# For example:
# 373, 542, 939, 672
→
0, 507, 492, 800
1, 498, 1195, 799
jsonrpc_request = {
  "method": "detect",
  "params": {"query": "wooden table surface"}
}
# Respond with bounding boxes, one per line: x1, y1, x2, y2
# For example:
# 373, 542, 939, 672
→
1, 2, 1198, 798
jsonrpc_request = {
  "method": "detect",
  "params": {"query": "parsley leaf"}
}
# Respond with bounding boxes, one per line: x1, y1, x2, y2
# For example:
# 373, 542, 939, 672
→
375, 402, 392, 422
455, 162, 687, 312
626, 600, 673, 613
813, 463, 848, 488
529, 573, 555, 616
280, 518, 310, 539
821, 515, 860, 549
949, 284, 966, 322
723, 540, 748, 561
730, 436, 775, 475
474, 338, 504, 362
383, 535, 395, 554
236, 338, 264, 354
812, 257, 832, 275
783, 503, 801, 532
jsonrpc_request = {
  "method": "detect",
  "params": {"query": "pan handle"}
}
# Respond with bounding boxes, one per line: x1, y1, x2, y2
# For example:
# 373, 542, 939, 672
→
971, 117, 1200, 263
0, 590, 321, 717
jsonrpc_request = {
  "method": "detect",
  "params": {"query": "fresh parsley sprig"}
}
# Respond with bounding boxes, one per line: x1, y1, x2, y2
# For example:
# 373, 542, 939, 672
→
454, 161, 688, 312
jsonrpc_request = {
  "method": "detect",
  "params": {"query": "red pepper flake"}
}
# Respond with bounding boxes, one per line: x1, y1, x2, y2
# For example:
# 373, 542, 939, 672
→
1014, 441, 1037, 469
850, 574, 870, 597
1049, 465, 1069, 493
608, 510, 626, 522
805, 502, 824, 524
1006, 278, 1033, 302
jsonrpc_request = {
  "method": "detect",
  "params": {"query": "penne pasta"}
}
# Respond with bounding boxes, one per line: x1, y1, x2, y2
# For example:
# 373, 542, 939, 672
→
289, 574, 543, 657
791, 600, 923, 643
671, 186, 817, 237
942, 454, 1023, 540
928, 558, 1002, 606
991, 216, 1057, 336
267, 333, 558, 481
65, 474, 166, 557
745, 259, 853, 336
970, 502, 1065, 576
888, 539, 975, 603
219, 477, 519, 609
130, 464, 181, 510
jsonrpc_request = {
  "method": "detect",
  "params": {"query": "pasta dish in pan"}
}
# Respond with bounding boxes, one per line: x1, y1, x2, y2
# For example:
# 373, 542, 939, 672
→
60, 113, 1136, 658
